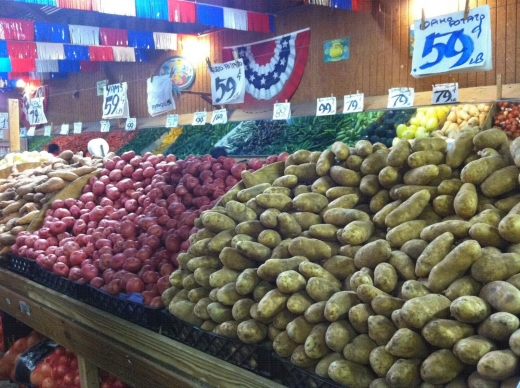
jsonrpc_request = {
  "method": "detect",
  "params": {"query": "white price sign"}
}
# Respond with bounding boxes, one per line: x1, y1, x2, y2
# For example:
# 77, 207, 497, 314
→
100, 120, 110, 133
316, 97, 336, 116
20, 127, 27, 137
27, 126, 35, 137
0, 113, 8, 129
343, 93, 364, 114
210, 59, 246, 105
432, 83, 458, 104
125, 118, 136, 131
44, 125, 52, 136
27, 97, 47, 125
166, 114, 178, 128
211, 109, 228, 125
60, 124, 69, 135
73, 122, 82, 134
102, 82, 130, 119
192, 111, 207, 126
273, 102, 291, 121
411, 5, 492, 78
387, 88, 415, 108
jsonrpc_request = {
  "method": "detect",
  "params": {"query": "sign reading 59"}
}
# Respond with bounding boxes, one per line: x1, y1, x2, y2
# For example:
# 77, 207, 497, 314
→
411, 5, 492, 77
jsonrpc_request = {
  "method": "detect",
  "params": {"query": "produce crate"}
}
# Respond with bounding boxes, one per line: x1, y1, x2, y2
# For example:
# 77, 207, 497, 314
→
271, 353, 344, 388
6, 254, 36, 280
87, 287, 161, 331
161, 311, 272, 378
32, 266, 89, 303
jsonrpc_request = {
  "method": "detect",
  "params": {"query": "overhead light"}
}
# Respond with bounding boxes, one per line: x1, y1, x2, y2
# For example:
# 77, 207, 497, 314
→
15, 79, 26, 88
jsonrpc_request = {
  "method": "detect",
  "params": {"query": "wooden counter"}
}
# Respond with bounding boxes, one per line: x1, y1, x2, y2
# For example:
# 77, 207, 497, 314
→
0, 268, 285, 388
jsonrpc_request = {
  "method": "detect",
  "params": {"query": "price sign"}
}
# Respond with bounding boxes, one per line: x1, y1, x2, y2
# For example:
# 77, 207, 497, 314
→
20, 127, 27, 137
210, 59, 246, 105
27, 97, 47, 125
211, 109, 228, 125
0, 113, 7, 129
273, 102, 291, 121
44, 125, 52, 136
60, 124, 69, 135
411, 5, 492, 77
27, 126, 35, 137
316, 97, 336, 116
432, 83, 458, 104
102, 82, 130, 119
343, 93, 364, 114
100, 120, 110, 133
192, 111, 207, 126
166, 114, 178, 128
73, 122, 82, 134
387, 88, 415, 108
125, 118, 136, 131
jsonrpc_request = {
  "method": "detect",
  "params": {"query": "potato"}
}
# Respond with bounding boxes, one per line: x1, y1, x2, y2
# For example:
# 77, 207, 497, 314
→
274, 270, 304, 295
306, 277, 340, 302
253, 280, 275, 303
201, 212, 237, 232
452, 183, 478, 220
386, 359, 422, 388
369, 346, 397, 378
408, 150, 445, 168
361, 150, 388, 175
357, 284, 389, 304
385, 328, 428, 358
328, 360, 376, 388
287, 316, 316, 343
427, 240, 481, 293
258, 208, 280, 229
286, 237, 332, 261
182, 274, 198, 291
355, 140, 373, 157
272, 174, 298, 188
272, 331, 298, 358
326, 186, 362, 201
293, 192, 328, 214
403, 165, 439, 186
422, 318, 474, 348
306, 224, 338, 243
231, 298, 254, 322
287, 291, 314, 315
278, 212, 302, 238
188, 287, 210, 304
235, 240, 271, 262
237, 319, 267, 344
331, 141, 350, 160
349, 303, 375, 334
481, 166, 520, 197
293, 185, 311, 196
315, 352, 343, 378
501, 376, 520, 388
437, 179, 463, 196
319, 257, 356, 284
324, 291, 360, 322
349, 269, 374, 291
467, 372, 500, 388
453, 335, 497, 365
324, 193, 360, 213
460, 155, 509, 185
207, 302, 233, 324
386, 251, 416, 281
367, 315, 397, 346
450, 296, 491, 324
472, 252, 520, 283
420, 220, 471, 241
474, 128, 509, 150
311, 176, 336, 195
304, 323, 330, 359
470, 209, 502, 227
235, 220, 265, 238
387, 220, 428, 248
326, 320, 357, 353
469, 223, 506, 248
233, 268, 259, 296
446, 129, 478, 168
258, 256, 308, 281
343, 334, 377, 365
169, 300, 204, 326
353, 239, 392, 269
360, 175, 381, 197
374, 263, 397, 293
385, 189, 431, 228
218, 248, 255, 271
509, 329, 520, 357
340, 220, 374, 246
378, 166, 402, 189
401, 294, 451, 329
225, 201, 258, 223
330, 166, 362, 187
421, 349, 464, 385
371, 295, 405, 318
216, 321, 239, 338
303, 301, 326, 324
186, 255, 221, 272
498, 214, 520, 243
216, 282, 241, 306
480, 281, 520, 315
370, 190, 390, 213
444, 276, 482, 301
400, 280, 431, 300
477, 350, 520, 381
478, 312, 519, 341
208, 268, 240, 288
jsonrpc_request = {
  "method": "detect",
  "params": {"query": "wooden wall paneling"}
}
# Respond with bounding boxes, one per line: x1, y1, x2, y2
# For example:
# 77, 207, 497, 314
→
383, 3, 394, 91
496, 0, 507, 89
399, 0, 409, 87
487, 0, 498, 86
391, 0, 401, 89
476, 0, 489, 87
517, 0, 520, 83
466, 0, 480, 87
505, 0, 517, 84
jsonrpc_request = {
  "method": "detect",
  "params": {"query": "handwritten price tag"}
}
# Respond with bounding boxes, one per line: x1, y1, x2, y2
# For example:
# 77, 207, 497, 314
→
432, 83, 458, 104
73, 122, 82, 134
20, 127, 27, 137
388, 88, 414, 108
44, 125, 51, 136
343, 93, 364, 114
316, 97, 336, 116
125, 118, 136, 131
60, 124, 69, 135
211, 109, 228, 125
273, 103, 291, 120
100, 121, 110, 133
166, 114, 178, 128
192, 112, 207, 126
0, 113, 8, 130
27, 126, 35, 137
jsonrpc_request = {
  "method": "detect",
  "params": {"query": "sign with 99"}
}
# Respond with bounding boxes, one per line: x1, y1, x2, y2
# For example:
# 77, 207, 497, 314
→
192, 111, 207, 126
316, 97, 336, 116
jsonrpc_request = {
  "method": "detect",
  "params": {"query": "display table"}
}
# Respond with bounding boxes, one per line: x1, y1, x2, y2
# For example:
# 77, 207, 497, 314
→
0, 268, 284, 388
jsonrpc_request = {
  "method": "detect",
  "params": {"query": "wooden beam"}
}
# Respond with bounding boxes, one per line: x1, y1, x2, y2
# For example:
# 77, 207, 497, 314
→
8, 99, 20, 152
78, 356, 100, 388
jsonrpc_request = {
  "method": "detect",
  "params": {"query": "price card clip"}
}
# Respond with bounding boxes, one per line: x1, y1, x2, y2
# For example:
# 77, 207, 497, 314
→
464, 0, 470, 20
206, 57, 213, 73
421, 8, 426, 30
119, 75, 123, 87
231, 50, 241, 67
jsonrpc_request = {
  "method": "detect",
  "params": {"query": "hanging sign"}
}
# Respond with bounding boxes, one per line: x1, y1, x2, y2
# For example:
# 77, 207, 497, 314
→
73, 122, 82, 134
388, 88, 415, 108
147, 75, 175, 117
192, 111, 207, 126
0, 113, 8, 129
166, 114, 178, 128
211, 109, 228, 125
97, 80, 107, 96
125, 118, 136, 131
100, 121, 110, 132
343, 93, 364, 114
210, 59, 246, 105
27, 97, 48, 125
20, 128, 27, 137
316, 97, 336, 116
44, 125, 52, 136
60, 124, 69, 135
102, 82, 130, 119
411, 5, 492, 78
273, 102, 291, 121
432, 83, 459, 104
27, 127, 35, 137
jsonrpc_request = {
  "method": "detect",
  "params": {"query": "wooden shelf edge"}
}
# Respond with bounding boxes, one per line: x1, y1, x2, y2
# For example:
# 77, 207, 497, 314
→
0, 268, 284, 388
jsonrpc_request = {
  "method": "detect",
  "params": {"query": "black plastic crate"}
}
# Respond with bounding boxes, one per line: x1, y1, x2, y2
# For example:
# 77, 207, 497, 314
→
1, 311, 34, 352
14, 339, 59, 387
32, 266, 89, 303
6, 254, 36, 280
272, 353, 344, 388
86, 286, 161, 331
161, 311, 272, 378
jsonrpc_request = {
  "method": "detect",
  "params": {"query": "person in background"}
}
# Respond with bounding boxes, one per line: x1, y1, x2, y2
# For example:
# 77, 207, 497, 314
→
47, 143, 60, 157
210, 146, 228, 158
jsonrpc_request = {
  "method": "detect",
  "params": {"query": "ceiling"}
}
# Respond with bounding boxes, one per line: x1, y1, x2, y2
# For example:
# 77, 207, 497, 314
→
0, 0, 306, 35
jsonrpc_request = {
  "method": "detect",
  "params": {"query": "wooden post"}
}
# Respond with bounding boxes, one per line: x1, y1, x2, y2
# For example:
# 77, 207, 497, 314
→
8, 99, 19, 152
77, 356, 100, 388
497, 74, 503, 100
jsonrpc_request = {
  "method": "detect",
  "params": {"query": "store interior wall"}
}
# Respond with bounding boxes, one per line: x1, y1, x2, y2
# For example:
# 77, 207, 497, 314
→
38, 0, 518, 125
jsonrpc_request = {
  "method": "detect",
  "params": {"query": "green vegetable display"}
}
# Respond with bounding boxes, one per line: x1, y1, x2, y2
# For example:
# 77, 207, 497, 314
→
28, 136, 54, 152
116, 127, 170, 156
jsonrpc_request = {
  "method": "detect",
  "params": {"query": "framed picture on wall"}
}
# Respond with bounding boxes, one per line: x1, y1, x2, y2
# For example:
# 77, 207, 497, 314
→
324, 37, 350, 63
158, 56, 196, 92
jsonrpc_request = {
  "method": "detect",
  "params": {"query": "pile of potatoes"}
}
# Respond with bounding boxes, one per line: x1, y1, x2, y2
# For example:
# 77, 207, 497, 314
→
433, 103, 490, 139
165, 126, 520, 388
0, 150, 102, 254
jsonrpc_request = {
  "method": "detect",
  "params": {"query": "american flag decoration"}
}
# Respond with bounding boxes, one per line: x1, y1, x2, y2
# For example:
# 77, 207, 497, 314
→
222, 28, 311, 107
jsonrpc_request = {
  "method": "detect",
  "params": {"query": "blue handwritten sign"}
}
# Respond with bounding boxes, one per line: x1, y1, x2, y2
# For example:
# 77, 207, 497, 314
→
411, 5, 491, 77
